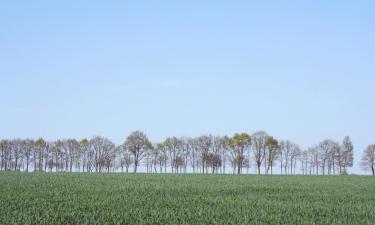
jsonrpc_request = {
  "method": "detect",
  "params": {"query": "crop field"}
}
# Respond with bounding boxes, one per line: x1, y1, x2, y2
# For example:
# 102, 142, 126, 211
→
0, 173, 374, 225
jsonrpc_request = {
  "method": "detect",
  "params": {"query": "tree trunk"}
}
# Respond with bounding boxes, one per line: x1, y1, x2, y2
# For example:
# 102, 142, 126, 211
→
134, 160, 138, 173
26, 156, 29, 172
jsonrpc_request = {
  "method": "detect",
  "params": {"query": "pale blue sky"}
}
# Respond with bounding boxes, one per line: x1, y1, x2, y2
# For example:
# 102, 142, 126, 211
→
1, 1, 374, 173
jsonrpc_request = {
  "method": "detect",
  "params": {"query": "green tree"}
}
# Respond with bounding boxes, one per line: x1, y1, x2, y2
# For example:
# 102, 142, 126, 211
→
266, 136, 279, 175
230, 133, 251, 174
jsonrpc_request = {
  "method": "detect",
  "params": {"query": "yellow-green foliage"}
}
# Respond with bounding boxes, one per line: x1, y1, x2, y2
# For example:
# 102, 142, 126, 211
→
0, 173, 374, 225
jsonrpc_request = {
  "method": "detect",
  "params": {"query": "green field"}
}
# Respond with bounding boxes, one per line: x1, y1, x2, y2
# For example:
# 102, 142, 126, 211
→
0, 173, 374, 225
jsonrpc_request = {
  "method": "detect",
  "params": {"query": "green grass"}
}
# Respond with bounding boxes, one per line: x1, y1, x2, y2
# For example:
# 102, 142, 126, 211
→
0, 173, 374, 225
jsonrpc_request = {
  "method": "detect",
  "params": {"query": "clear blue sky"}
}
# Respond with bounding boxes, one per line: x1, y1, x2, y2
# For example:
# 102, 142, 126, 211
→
1, 1, 374, 173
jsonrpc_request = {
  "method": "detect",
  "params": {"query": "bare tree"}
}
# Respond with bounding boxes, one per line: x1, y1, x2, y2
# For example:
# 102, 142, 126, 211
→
0, 140, 7, 171
206, 153, 222, 174
361, 144, 375, 176
252, 131, 268, 175
308, 146, 320, 175
299, 150, 308, 175
180, 137, 192, 173
61, 139, 80, 172
196, 135, 213, 174
318, 139, 338, 176
124, 131, 152, 173
290, 144, 301, 175
163, 137, 182, 173
219, 136, 231, 174
10, 139, 24, 171
189, 138, 199, 174
156, 143, 168, 173
23, 139, 34, 172
341, 136, 354, 175
34, 138, 48, 172
279, 140, 299, 175
90, 136, 116, 172
118, 144, 133, 173
79, 139, 90, 173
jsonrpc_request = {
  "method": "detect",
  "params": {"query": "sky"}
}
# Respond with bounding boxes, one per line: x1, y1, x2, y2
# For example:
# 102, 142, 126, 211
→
0, 1, 374, 174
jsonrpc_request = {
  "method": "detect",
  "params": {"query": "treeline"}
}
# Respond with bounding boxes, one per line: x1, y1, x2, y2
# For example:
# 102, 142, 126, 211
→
1, 131, 374, 176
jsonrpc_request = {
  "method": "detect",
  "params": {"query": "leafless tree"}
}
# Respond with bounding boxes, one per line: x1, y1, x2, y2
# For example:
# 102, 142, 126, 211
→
90, 136, 116, 172
290, 144, 301, 175
340, 136, 354, 175
61, 139, 80, 172
0, 140, 10, 171
318, 139, 338, 175
163, 137, 182, 173
118, 144, 133, 173
79, 139, 90, 172
252, 131, 268, 175
279, 140, 299, 175
196, 135, 213, 174
206, 153, 222, 174
361, 144, 375, 176
189, 138, 199, 174
307, 146, 320, 175
23, 139, 34, 172
34, 138, 48, 172
180, 137, 192, 173
219, 136, 231, 174
124, 131, 152, 173
10, 139, 24, 171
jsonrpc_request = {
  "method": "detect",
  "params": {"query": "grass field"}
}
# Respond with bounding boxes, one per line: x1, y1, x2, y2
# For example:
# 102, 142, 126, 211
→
0, 173, 374, 225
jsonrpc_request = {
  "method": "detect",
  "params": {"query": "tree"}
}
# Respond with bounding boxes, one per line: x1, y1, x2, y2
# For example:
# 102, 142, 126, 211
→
163, 137, 182, 173
61, 139, 80, 172
188, 138, 199, 174
341, 136, 354, 175
119, 145, 133, 173
230, 133, 251, 174
211, 136, 223, 174
252, 131, 268, 175
206, 153, 222, 174
35, 138, 47, 172
361, 144, 375, 176
318, 139, 338, 176
219, 136, 231, 174
80, 139, 90, 173
9, 139, 24, 171
0, 140, 12, 171
181, 137, 192, 173
156, 143, 168, 173
90, 136, 116, 172
23, 139, 34, 172
266, 137, 279, 175
308, 146, 320, 175
290, 144, 301, 175
0, 133, 367, 176
279, 140, 299, 175
124, 131, 152, 173
299, 150, 309, 175
196, 135, 213, 174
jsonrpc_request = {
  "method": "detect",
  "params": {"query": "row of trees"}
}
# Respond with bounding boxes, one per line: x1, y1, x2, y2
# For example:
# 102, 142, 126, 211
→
0, 131, 374, 176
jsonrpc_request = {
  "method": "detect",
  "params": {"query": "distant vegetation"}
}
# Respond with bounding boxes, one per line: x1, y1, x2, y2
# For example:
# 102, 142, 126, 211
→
0, 131, 374, 175
0, 173, 374, 225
